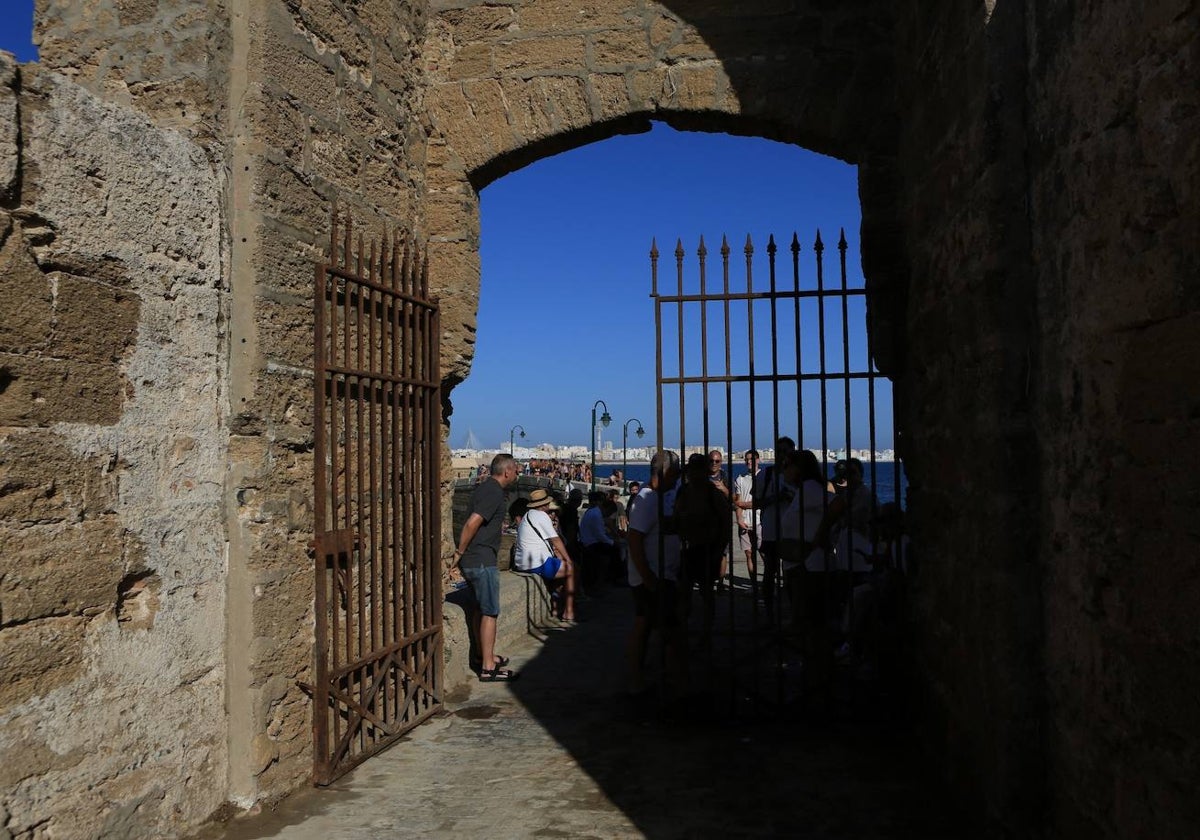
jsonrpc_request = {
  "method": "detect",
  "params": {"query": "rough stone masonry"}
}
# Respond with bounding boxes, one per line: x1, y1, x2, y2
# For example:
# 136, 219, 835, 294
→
0, 1, 1196, 838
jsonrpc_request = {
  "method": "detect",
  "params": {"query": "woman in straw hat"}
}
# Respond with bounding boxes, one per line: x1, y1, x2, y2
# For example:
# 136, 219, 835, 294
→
514, 488, 578, 624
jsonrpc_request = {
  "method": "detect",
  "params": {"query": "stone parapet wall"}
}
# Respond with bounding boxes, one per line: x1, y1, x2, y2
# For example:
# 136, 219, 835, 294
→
0, 55, 228, 838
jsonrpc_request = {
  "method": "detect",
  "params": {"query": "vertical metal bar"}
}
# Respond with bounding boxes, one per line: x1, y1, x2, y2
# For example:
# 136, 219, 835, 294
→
722, 235, 735, 703
378, 234, 391, 735
390, 239, 404, 724
839, 230, 854, 542
401, 236, 415, 709
699, 236, 710, 451
675, 239, 686, 457
791, 236, 803, 449
367, 239, 379, 745
414, 247, 429, 715
354, 234, 366, 754
429, 252, 444, 706
313, 256, 329, 778
651, 240, 663, 451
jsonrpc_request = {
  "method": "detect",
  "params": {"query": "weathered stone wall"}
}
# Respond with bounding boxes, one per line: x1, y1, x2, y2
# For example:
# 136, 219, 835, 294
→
221, 0, 431, 805
1026, 1, 1200, 836
890, 3, 1045, 833
33, 0, 232, 138
892, 1, 1199, 837
0, 54, 228, 838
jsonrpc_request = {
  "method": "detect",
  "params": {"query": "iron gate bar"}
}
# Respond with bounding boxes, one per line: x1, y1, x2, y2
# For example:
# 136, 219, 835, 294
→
313, 210, 442, 785
651, 228, 901, 718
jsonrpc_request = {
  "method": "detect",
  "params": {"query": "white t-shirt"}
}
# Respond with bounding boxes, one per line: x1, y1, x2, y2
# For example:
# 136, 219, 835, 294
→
780, 479, 830, 571
733, 472, 759, 532
626, 484, 681, 586
513, 508, 558, 571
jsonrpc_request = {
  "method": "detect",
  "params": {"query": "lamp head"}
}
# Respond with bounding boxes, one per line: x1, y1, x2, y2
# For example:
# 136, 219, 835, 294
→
600, 411, 611, 428
636, 425, 645, 438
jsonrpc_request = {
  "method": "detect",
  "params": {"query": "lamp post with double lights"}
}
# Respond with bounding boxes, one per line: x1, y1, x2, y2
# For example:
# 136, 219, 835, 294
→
622, 418, 645, 493
590, 399, 611, 492
509, 424, 525, 458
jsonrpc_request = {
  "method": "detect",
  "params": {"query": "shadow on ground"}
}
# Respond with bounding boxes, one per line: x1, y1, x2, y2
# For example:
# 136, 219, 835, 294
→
496, 577, 962, 839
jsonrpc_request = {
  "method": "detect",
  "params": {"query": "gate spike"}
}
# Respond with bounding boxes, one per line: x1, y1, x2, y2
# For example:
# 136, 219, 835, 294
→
813, 229, 824, 253
791, 232, 801, 254
698, 234, 707, 257
744, 233, 753, 257
719, 234, 729, 257
838, 228, 848, 251
675, 238, 685, 259
766, 233, 776, 256
649, 238, 659, 260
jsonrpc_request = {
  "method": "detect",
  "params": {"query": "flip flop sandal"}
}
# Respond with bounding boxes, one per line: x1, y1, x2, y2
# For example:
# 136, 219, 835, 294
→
493, 655, 510, 668
479, 667, 517, 682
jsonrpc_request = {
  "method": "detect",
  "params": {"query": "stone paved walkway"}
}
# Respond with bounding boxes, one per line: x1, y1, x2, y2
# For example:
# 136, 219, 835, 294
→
209, 581, 961, 840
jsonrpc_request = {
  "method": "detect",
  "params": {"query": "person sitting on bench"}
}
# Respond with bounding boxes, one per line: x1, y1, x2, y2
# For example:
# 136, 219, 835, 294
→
512, 489, 578, 622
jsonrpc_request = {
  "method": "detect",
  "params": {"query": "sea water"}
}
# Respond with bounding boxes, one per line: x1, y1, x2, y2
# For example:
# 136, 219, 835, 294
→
592, 459, 908, 506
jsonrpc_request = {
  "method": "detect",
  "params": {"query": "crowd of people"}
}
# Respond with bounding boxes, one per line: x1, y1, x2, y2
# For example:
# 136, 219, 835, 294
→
454, 445, 907, 694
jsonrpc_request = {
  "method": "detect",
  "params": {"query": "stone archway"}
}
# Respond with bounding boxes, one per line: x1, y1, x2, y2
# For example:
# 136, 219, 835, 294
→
418, 0, 904, 393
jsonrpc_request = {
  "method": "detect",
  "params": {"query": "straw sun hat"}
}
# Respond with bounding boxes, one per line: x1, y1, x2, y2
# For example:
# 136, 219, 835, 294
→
525, 489, 559, 511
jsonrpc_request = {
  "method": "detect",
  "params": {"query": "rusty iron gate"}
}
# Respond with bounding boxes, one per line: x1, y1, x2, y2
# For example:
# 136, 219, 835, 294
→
312, 213, 442, 784
651, 230, 904, 716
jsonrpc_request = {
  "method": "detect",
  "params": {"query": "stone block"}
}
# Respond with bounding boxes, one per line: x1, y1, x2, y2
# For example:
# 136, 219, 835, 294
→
0, 355, 127, 426
590, 29, 653, 70
664, 29, 718, 63
0, 230, 53, 354
0, 616, 89, 710
0, 519, 131, 624
0, 72, 16, 204
50, 273, 140, 364
517, 1, 636, 33
539, 75, 591, 132
262, 36, 338, 113
448, 43, 493, 81
255, 295, 314, 370
0, 431, 118, 523
589, 73, 630, 121
499, 77, 553, 143
669, 63, 722, 112
493, 35, 587, 77
440, 6, 518, 44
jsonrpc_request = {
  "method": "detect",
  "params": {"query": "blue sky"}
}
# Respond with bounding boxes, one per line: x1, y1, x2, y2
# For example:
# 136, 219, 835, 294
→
0, 6, 892, 454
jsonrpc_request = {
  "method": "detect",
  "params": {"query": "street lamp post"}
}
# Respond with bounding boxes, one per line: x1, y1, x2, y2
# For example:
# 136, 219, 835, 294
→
509, 424, 525, 457
590, 399, 611, 492
622, 418, 645, 493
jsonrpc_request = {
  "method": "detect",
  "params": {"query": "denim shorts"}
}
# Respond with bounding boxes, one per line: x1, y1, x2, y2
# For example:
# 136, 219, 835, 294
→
461, 565, 500, 616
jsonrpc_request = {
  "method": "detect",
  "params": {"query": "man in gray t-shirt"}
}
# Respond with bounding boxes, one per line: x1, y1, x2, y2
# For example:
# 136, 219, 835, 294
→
454, 453, 520, 680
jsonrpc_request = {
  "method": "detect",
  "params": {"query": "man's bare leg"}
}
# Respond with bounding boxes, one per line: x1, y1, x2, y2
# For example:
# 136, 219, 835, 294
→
479, 614, 498, 671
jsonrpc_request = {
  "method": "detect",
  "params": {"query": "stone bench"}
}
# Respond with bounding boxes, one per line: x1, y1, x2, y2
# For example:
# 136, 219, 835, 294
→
442, 567, 566, 692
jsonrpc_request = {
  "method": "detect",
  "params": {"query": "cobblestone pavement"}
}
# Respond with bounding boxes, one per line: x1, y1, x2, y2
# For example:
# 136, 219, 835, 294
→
210, 579, 961, 840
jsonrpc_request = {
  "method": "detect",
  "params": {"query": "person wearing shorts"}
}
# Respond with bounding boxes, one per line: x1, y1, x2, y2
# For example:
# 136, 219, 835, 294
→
454, 453, 520, 681
513, 488, 577, 622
